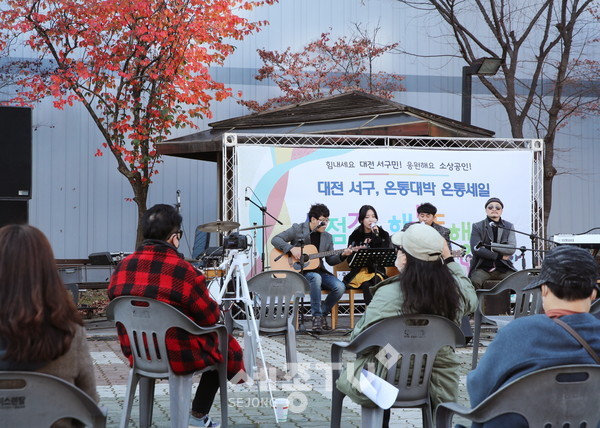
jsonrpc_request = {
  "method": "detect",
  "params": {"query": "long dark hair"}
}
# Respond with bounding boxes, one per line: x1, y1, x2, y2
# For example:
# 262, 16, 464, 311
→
400, 253, 463, 320
0, 224, 83, 363
357, 205, 378, 232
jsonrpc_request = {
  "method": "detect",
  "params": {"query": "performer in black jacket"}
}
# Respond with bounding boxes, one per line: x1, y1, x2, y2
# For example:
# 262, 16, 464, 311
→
343, 205, 391, 305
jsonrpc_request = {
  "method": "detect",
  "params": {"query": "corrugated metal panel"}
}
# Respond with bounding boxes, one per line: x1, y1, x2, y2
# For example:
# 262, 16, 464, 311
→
7, 0, 598, 257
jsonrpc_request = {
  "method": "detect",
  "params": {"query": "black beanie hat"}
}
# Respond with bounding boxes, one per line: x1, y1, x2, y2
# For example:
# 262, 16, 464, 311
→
485, 197, 504, 209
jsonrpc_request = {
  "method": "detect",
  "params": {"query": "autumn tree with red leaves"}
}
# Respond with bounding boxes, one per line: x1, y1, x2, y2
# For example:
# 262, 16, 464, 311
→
240, 27, 405, 112
0, 0, 276, 245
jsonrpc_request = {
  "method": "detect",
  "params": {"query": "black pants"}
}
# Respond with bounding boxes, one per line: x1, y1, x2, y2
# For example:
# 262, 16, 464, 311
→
191, 370, 219, 414
359, 273, 385, 306
383, 408, 390, 427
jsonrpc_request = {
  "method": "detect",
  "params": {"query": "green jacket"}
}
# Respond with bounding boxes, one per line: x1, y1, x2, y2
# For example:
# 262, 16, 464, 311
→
335, 262, 477, 408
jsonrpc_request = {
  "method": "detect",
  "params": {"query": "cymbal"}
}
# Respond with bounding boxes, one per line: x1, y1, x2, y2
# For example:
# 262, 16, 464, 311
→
198, 220, 240, 233
239, 224, 274, 231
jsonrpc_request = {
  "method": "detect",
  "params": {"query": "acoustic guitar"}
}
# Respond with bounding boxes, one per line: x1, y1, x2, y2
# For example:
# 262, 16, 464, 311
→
270, 244, 362, 273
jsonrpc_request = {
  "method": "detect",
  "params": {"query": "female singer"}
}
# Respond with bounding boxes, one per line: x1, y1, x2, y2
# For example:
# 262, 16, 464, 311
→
343, 205, 391, 305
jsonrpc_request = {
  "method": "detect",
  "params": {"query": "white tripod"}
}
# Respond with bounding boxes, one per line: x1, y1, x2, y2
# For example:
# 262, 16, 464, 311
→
217, 249, 279, 422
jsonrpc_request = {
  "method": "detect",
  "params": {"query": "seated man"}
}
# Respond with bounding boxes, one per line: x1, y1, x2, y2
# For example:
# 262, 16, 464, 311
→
468, 197, 516, 289
271, 203, 352, 333
401, 202, 452, 248
108, 204, 244, 428
467, 245, 600, 427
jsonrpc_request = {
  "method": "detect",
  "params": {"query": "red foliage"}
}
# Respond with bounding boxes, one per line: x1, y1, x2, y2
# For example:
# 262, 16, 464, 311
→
240, 30, 405, 112
0, 0, 277, 243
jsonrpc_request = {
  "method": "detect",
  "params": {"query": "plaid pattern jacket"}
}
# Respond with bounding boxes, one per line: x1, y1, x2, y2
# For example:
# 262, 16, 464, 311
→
108, 240, 244, 379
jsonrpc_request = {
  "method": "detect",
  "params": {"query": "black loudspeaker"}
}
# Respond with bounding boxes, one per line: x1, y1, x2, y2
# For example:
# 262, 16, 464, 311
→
0, 106, 32, 199
0, 200, 28, 227
88, 252, 115, 265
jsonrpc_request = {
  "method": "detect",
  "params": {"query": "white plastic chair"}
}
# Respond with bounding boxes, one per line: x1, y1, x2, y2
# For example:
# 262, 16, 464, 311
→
106, 296, 229, 428
0, 371, 107, 427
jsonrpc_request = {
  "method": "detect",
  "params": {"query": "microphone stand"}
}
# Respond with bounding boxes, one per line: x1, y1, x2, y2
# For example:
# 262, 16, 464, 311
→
245, 196, 283, 271
478, 242, 550, 270
494, 223, 556, 267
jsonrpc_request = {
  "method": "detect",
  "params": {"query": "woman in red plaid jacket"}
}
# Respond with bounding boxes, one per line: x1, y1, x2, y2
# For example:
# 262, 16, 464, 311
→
109, 204, 244, 428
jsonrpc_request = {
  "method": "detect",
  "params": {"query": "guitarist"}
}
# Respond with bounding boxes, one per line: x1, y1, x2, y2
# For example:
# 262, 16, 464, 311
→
271, 203, 353, 333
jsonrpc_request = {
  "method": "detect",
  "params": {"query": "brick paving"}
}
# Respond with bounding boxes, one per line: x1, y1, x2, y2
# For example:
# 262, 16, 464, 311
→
86, 317, 495, 427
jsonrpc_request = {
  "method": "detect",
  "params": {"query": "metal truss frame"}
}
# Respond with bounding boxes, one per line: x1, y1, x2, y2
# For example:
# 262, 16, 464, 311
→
222, 133, 545, 264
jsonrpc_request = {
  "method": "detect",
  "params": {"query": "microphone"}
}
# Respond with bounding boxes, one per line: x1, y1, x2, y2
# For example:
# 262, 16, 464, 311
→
370, 222, 379, 236
318, 221, 327, 228
489, 221, 497, 228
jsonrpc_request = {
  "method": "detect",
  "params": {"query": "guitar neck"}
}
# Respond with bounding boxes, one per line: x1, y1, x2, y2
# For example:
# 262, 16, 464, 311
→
307, 248, 345, 260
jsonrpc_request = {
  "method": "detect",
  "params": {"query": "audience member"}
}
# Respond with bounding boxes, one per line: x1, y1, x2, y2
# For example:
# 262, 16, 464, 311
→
468, 245, 600, 427
108, 204, 244, 428
336, 224, 477, 427
0, 224, 98, 427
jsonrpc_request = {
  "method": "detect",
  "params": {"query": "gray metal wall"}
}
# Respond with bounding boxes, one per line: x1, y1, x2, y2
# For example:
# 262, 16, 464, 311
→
4, 0, 598, 257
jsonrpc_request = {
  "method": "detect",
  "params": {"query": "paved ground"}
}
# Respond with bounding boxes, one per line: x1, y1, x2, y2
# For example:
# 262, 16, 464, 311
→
86, 316, 496, 427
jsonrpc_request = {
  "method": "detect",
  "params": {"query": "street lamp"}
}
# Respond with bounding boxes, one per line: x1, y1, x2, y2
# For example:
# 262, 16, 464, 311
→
461, 57, 502, 125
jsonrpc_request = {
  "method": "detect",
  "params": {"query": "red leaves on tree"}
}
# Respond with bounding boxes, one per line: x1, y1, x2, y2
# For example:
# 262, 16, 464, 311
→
0, 0, 277, 243
240, 29, 405, 112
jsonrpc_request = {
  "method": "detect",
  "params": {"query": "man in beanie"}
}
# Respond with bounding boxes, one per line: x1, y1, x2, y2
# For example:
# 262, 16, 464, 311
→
467, 245, 600, 427
402, 202, 452, 247
468, 197, 517, 288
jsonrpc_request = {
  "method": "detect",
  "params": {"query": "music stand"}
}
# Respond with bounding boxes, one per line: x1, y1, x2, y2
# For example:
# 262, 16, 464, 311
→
348, 248, 397, 271
340, 248, 396, 336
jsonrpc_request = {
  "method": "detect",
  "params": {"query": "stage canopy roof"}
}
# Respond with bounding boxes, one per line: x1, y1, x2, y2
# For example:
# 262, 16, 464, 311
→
157, 91, 495, 161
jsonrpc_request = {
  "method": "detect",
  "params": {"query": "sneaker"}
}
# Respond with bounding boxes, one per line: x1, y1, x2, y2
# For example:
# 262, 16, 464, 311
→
189, 414, 221, 428
311, 316, 323, 333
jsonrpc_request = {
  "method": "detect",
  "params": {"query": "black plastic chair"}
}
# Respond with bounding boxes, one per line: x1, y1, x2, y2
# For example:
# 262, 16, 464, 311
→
0, 371, 107, 427
472, 269, 542, 369
436, 365, 600, 428
330, 314, 465, 428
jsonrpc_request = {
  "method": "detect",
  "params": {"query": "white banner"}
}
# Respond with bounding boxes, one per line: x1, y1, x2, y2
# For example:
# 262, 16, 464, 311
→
236, 145, 534, 271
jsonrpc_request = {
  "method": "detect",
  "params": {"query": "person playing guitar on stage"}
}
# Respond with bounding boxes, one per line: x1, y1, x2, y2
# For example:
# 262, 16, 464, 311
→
271, 203, 353, 333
